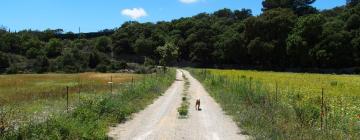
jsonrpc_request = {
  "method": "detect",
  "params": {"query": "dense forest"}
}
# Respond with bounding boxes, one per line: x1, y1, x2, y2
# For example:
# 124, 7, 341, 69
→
1, 0, 360, 74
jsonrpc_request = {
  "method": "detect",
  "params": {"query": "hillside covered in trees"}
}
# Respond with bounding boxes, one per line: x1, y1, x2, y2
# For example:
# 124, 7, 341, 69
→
1, 0, 360, 74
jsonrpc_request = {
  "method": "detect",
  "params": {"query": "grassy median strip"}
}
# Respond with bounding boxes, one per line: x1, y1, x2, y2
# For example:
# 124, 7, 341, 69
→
1, 69, 175, 140
178, 72, 190, 119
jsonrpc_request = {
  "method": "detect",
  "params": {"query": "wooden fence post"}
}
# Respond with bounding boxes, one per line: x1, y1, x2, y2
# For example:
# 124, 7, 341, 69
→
66, 86, 69, 112
131, 76, 134, 89
78, 82, 81, 102
321, 88, 324, 130
275, 82, 278, 104
249, 78, 252, 91
143, 75, 146, 85
204, 70, 207, 79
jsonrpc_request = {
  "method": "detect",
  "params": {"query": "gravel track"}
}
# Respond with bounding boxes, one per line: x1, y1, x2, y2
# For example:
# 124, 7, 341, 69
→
108, 69, 248, 140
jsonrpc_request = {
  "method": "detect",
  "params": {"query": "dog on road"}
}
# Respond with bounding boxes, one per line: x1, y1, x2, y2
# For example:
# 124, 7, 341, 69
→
195, 99, 201, 111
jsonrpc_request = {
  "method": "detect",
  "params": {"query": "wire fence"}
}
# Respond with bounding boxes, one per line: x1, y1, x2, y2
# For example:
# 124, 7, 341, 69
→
196, 69, 360, 134
0, 75, 145, 134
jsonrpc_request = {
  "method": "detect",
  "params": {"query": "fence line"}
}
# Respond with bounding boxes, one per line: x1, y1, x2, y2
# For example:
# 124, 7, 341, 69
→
196, 69, 360, 133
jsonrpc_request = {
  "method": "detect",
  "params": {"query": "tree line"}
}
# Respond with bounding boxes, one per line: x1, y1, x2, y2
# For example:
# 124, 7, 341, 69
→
1, 0, 360, 74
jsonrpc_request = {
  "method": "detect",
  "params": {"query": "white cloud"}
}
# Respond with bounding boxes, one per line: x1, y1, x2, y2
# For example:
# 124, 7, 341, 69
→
121, 8, 147, 19
179, 0, 199, 4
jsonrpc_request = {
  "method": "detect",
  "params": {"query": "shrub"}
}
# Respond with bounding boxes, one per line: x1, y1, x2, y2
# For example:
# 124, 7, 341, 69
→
33, 55, 49, 73
6, 65, 19, 74
127, 63, 155, 74
110, 60, 127, 70
177, 103, 189, 116
144, 57, 156, 67
96, 64, 108, 73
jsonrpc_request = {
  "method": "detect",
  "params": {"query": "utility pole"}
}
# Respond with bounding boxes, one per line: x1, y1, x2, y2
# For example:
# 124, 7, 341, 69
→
78, 27, 81, 39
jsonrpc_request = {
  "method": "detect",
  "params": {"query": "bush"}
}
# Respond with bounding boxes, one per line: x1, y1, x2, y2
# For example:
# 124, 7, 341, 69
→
354, 67, 360, 74
127, 63, 155, 74
110, 60, 127, 70
144, 57, 156, 67
63, 65, 80, 73
177, 103, 189, 116
33, 55, 49, 73
96, 64, 108, 73
6, 65, 19, 74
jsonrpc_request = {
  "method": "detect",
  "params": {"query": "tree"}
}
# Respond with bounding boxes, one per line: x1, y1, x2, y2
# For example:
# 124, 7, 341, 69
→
156, 42, 179, 71
351, 36, 360, 64
96, 63, 108, 73
133, 38, 157, 56
72, 39, 90, 50
262, 0, 317, 15
234, 9, 253, 20
26, 48, 42, 59
213, 29, 248, 65
287, 14, 325, 67
33, 55, 49, 73
0, 33, 21, 54
71, 47, 89, 71
244, 8, 297, 67
247, 37, 274, 67
95, 36, 112, 53
0, 26, 6, 35
213, 8, 234, 18
347, 0, 360, 7
58, 48, 81, 73
45, 38, 63, 58
112, 28, 134, 55
0, 52, 9, 73
312, 31, 352, 68
111, 60, 127, 70
1, 4, 360, 73
262, 0, 293, 10
24, 38, 43, 58
88, 51, 101, 69
345, 14, 360, 30
311, 19, 353, 68
190, 42, 211, 63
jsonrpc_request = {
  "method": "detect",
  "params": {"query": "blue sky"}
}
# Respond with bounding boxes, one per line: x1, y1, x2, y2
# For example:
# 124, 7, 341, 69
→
0, 0, 346, 33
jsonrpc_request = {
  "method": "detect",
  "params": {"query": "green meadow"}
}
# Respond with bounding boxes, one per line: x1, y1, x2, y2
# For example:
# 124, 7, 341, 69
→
191, 69, 360, 139
0, 70, 175, 139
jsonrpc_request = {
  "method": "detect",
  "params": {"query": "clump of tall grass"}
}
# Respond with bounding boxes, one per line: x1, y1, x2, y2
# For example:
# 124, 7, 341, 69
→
1, 69, 175, 139
191, 69, 360, 140
178, 72, 190, 118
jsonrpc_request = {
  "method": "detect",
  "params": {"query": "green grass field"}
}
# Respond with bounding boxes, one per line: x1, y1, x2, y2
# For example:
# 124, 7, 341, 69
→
191, 69, 360, 140
1, 70, 175, 139
0, 72, 139, 104
0, 73, 140, 130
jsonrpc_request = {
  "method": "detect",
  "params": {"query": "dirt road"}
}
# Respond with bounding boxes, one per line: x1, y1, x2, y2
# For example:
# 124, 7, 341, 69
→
108, 69, 248, 140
